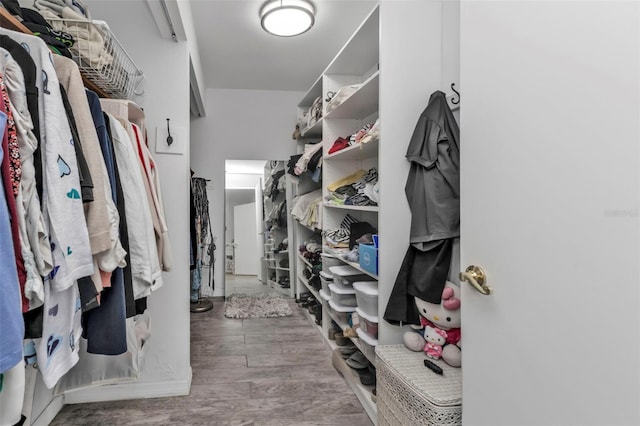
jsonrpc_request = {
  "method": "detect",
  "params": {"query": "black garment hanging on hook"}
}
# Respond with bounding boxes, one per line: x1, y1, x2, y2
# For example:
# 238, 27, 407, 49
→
384, 90, 460, 324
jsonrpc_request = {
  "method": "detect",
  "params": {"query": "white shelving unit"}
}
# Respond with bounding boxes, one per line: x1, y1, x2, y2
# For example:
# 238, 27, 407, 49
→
263, 161, 293, 297
292, 1, 461, 423
324, 71, 379, 120
289, 174, 322, 301
292, 6, 382, 423
323, 250, 379, 281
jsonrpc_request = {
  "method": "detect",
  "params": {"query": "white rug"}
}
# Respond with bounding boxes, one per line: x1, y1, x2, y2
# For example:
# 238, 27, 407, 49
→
224, 293, 293, 319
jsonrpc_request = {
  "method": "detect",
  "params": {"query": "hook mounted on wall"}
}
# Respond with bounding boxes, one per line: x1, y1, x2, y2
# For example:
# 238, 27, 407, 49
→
166, 118, 173, 146
450, 83, 460, 105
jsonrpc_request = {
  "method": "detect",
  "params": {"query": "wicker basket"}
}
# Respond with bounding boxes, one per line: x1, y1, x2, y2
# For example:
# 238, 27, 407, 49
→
376, 345, 462, 426
46, 18, 143, 99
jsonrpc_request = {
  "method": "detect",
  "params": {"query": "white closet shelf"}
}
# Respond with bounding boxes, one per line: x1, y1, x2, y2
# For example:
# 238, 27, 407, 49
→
298, 76, 323, 108
324, 249, 379, 280
298, 274, 319, 300
323, 203, 379, 212
301, 118, 323, 137
294, 217, 320, 232
324, 6, 379, 77
324, 71, 379, 120
324, 138, 378, 161
297, 252, 315, 269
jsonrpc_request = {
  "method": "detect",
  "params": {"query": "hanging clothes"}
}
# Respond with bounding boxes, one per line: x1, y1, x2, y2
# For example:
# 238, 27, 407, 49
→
0, 29, 94, 293
0, 35, 43, 202
385, 91, 460, 325
107, 113, 161, 300
130, 123, 172, 272
0, 49, 51, 312
0, 11, 172, 387
0, 108, 24, 375
405, 90, 460, 247
103, 112, 136, 318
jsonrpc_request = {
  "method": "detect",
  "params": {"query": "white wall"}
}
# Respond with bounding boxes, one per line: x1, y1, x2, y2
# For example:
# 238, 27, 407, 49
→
175, 0, 206, 116
62, 0, 192, 402
378, 0, 450, 344
225, 189, 256, 246
191, 88, 303, 297
225, 173, 262, 190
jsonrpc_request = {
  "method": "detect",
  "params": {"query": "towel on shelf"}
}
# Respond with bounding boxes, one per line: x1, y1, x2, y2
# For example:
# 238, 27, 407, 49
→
35, 0, 114, 69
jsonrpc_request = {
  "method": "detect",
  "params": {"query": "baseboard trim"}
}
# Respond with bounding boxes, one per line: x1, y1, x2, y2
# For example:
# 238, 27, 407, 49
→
32, 395, 64, 426
63, 368, 192, 404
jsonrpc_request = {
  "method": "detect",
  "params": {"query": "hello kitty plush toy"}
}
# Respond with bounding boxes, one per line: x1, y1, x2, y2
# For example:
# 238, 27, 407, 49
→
424, 326, 447, 359
403, 281, 462, 367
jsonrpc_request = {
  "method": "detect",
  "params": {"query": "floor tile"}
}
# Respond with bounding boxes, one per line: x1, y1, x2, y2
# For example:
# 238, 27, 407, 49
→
51, 276, 373, 426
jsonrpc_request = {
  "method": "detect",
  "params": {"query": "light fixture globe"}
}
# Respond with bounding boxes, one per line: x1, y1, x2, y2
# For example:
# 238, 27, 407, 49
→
260, 0, 315, 37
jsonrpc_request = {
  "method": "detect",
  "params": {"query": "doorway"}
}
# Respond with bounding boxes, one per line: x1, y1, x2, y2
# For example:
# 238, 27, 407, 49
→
224, 160, 269, 296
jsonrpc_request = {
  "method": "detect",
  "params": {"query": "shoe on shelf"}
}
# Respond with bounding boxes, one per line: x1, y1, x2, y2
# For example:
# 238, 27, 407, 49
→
340, 344, 357, 359
328, 328, 338, 340
346, 351, 369, 370
309, 304, 321, 315
335, 333, 350, 346
343, 327, 357, 338
358, 369, 376, 386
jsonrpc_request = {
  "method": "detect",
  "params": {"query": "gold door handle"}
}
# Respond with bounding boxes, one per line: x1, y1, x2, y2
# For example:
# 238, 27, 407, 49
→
459, 265, 492, 295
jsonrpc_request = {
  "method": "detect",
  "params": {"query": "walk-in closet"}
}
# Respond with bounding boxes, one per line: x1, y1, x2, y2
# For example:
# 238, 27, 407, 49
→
2, 0, 640, 425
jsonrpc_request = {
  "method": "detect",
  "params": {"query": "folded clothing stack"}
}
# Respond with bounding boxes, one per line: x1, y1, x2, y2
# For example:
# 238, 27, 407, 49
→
323, 214, 359, 250
299, 239, 322, 268
328, 118, 380, 155
325, 167, 379, 207
291, 189, 323, 230
9, 6, 76, 58
35, 0, 116, 69
294, 142, 323, 178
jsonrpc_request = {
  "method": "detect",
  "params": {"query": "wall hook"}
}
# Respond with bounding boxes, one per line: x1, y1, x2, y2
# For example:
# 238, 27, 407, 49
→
450, 83, 460, 105
166, 118, 173, 146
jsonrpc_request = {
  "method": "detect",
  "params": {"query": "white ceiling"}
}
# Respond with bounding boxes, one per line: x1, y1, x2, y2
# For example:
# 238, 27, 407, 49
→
189, 0, 378, 91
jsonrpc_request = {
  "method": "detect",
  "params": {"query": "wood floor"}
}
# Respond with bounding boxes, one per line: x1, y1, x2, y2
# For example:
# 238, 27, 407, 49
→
50, 277, 373, 425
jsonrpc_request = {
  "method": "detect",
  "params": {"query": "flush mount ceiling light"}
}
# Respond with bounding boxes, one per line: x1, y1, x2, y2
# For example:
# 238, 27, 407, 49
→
260, 0, 315, 37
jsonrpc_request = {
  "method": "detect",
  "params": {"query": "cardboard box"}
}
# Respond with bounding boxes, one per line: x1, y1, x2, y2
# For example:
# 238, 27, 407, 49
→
359, 241, 378, 275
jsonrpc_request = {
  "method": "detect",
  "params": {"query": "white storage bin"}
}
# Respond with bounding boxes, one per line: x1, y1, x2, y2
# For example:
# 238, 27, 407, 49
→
319, 289, 331, 302
328, 283, 357, 307
353, 281, 378, 317
329, 265, 369, 290
356, 307, 379, 339
321, 253, 343, 269
320, 270, 333, 294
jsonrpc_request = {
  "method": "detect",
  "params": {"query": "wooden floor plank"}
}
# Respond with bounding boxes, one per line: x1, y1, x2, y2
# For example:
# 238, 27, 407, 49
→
51, 282, 373, 426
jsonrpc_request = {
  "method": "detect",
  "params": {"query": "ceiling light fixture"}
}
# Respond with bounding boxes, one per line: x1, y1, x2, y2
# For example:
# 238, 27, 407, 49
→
260, 0, 315, 37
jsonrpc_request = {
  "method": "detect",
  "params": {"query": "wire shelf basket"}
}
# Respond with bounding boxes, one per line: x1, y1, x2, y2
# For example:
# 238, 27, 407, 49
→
46, 18, 144, 99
